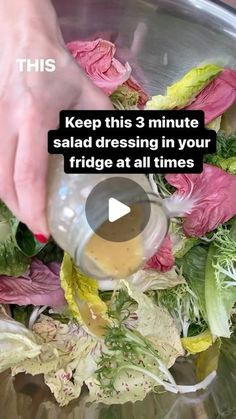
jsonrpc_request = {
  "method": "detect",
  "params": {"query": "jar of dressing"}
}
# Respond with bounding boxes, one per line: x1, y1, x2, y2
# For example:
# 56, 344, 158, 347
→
47, 155, 169, 280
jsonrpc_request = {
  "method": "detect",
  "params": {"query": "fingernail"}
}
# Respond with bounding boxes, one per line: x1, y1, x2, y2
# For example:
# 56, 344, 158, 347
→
34, 234, 48, 244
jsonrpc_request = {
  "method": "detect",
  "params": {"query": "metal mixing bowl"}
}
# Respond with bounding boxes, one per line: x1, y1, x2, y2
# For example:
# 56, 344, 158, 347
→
55, 0, 236, 95
2, 1, 236, 418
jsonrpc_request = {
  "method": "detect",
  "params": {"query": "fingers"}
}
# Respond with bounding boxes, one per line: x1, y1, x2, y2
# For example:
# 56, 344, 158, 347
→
0, 113, 19, 215
14, 109, 50, 237
77, 77, 114, 111
0, 137, 18, 215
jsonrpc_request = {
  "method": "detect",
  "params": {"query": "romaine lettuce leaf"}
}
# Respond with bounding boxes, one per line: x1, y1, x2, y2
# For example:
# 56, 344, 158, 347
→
146, 64, 222, 110
170, 222, 201, 258
177, 245, 208, 317
205, 223, 236, 338
60, 253, 109, 337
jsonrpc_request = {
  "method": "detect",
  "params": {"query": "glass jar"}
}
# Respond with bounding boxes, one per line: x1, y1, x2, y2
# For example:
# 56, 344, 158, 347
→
47, 155, 169, 279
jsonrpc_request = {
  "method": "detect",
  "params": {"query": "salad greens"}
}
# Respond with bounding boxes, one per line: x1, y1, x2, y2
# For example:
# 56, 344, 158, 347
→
204, 131, 236, 174
0, 42, 235, 407
110, 85, 140, 110
0, 308, 41, 373
0, 201, 46, 276
146, 64, 222, 110
177, 245, 208, 317
205, 222, 236, 338
0, 203, 31, 276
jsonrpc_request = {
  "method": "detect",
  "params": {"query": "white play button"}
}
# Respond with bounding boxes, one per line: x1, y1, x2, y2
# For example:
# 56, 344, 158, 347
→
108, 197, 131, 223
85, 177, 151, 242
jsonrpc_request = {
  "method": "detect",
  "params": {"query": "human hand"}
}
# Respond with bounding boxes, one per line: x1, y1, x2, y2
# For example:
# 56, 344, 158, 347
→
0, 0, 113, 241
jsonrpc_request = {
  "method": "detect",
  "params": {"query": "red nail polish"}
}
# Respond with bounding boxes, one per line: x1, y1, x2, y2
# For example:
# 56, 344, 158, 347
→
34, 234, 48, 244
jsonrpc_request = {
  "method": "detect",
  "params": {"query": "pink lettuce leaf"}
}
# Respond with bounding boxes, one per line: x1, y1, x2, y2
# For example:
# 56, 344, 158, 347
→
166, 164, 236, 237
0, 259, 65, 307
67, 38, 148, 106
184, 69, 236, 124
145, 235, 175, 272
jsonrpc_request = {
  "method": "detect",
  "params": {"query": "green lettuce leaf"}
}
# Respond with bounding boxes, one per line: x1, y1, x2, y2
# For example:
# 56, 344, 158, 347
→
146, 64, 222, 110
195, 339, 221, 381
0, 234, 29, 276
214, 131, 236, 158
156, 283, 206, 338
205, 223, 236, 338
0, 201, 45, 276
152, 174, 175, 198
205, 156, 236, 174
175, 237, 201, 258
37, 239, 63, 264
177, 245, 208, 317
0, 202, 12, 222
12, 305, 34, 326
203, 131, 236, 174
14, 222, 45, 257
170, 222, 201, 258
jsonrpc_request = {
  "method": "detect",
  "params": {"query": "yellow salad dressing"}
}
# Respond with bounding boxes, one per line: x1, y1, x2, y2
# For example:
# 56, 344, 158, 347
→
85, 205, 145, 278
